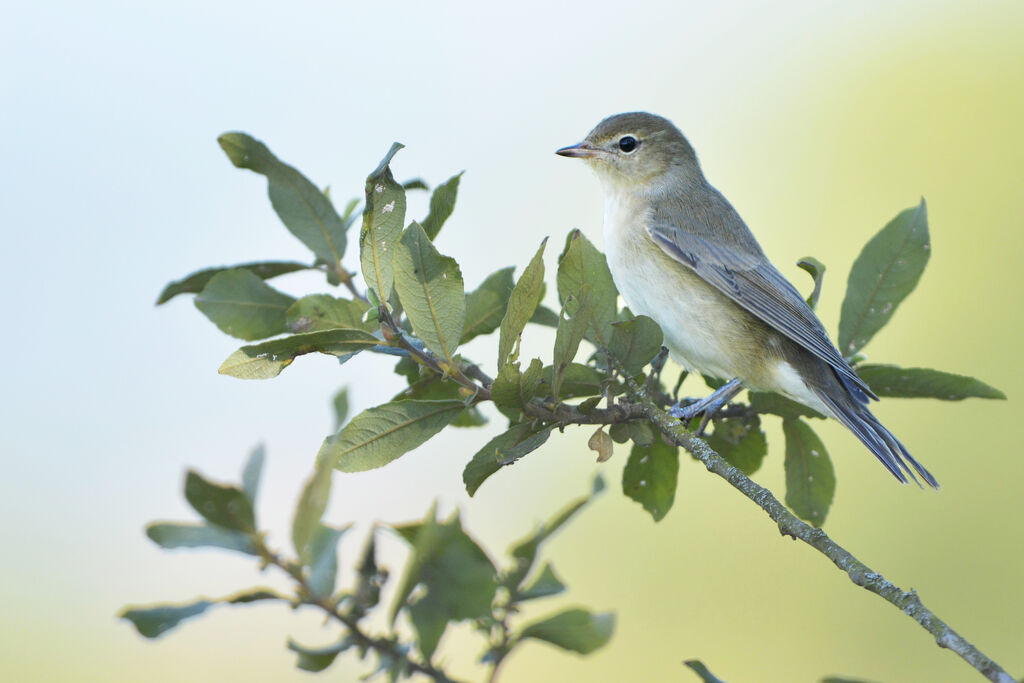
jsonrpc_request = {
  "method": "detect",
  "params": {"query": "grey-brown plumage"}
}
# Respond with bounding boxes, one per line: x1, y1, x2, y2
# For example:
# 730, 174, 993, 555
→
557, 111, 938, 487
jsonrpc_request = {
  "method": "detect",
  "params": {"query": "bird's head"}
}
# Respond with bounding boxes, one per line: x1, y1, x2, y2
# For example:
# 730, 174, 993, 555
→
556, 111, 702, 192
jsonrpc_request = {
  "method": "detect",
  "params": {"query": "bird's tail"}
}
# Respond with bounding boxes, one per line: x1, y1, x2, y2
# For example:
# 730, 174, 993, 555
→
814, 378, 939, 489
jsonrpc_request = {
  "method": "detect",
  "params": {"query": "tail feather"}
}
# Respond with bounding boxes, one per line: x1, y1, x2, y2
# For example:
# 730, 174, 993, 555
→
815, 389, 940, 489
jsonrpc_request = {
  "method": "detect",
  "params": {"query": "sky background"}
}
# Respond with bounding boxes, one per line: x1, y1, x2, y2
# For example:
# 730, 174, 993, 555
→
3, 1, 1023, 681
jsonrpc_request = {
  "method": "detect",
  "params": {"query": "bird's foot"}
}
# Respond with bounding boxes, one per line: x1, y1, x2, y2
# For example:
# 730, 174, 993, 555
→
668, 378, 744, 436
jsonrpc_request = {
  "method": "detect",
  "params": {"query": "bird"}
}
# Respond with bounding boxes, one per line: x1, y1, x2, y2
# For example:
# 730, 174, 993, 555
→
556, 111, 938, 487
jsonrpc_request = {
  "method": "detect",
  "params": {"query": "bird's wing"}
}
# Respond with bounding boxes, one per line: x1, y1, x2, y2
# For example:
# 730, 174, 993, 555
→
647, 220, 876, 401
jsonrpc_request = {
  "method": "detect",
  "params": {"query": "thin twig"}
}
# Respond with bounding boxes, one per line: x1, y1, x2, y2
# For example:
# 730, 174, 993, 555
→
620, 373, 1016, 683
256, 541, 467, 683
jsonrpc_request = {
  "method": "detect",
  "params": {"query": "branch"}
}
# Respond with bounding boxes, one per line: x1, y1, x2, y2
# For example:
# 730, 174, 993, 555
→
621, 374, 1015, 683
256, 541, 467, 683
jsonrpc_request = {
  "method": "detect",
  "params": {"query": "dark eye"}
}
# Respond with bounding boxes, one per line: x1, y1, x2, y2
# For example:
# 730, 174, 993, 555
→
618, 136, 638, 153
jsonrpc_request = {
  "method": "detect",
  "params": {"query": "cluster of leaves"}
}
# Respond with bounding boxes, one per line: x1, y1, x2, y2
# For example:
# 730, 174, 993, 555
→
120, 445, 612, 681
156, 135, 1003, 535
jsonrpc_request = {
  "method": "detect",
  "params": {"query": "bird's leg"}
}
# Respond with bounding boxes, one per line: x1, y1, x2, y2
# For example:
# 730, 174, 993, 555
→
668, 378, 744, 436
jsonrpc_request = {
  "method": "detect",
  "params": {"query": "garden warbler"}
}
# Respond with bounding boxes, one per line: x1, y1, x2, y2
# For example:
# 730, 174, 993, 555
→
556, 112, 938, 487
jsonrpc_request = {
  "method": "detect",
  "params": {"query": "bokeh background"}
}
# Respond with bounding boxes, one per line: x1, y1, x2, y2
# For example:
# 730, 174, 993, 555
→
3, 1, 1023, 681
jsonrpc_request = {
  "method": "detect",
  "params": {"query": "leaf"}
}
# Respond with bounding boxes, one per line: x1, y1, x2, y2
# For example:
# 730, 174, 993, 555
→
519, 357, 544, 405
420, 172, 462, 240
332, 388, 349, 429
608, 315, 664, 376
684, 659, 731, 683
530, 304, 561, 328
120, 600, 214, 639
218, 133, 348, 270
393, 222, 466, 362
557, 230, 618, 343
782, 418, 835, 527
389, 510, 497, 659
506, 476, 605, 587
519, 608, 615, 654
748, 391, 825, 420
285, 294, 375, 333
463, 423, 554, 496
194, 269, 295, 340
218, 328, 380, 379
120, 590, 281, 639
622, 437, 679, 521
540, 362, 606, 399
855, 364, 1006, 400
157, 261, 310, 305
461, 267, 515, 344
588, 427, 614, 462
184, 470, 256, 533
797, 256, 826, 310
359, 142, 407, 304
706, 416, 767, 475
307, 524, 349, 598
552, 287, 592, 400
352, 533, 385, 615
240, 444, 265, 504
498, 239, 547, 369
839, 200, 930, 357
145, 522, 259, 556
393, 375, 486, 427
516, 562, 566, 601
287, 637, 354, 673
320, 399, 466, 472
292, 457, 333, 563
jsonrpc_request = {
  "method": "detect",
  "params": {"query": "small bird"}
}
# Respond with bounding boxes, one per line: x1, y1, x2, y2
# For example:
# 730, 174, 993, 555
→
556, 112, 937, 487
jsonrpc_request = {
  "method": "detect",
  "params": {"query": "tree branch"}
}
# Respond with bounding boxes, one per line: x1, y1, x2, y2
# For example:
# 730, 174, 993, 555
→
621, 374, 1016, 683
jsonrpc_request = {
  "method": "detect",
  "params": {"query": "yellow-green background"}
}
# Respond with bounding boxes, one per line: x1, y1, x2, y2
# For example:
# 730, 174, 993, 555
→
3, 2, 1022, 681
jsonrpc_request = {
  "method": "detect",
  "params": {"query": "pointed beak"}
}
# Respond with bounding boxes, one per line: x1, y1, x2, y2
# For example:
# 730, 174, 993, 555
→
555, 141, 601, 158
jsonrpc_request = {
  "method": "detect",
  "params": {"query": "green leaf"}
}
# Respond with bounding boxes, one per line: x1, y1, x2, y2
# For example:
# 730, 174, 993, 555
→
184, 470, 256, 533
352, 533, 384, 615
506, 476, 604, 587
145, 522, 258, 556
855, 364, 1006, 400
519, 608, 615, 654
463, 423, 554, 496
530, 304, 561, 328
393, 374, 486, 427
551, 287, 592, 400
839, 200, 930, 357
540, 362, 606, 399
359, 142, 407, 304
491, 362, 524, 420
498, 239, 547, 369
517, 562, 566, 601
240, 444, 265, 504
332, 388, 349, 429
782, 418, 835, 527
292, 457, 333, 563
520, 357, 544, 405
609, 420, 655, 447
748, 391, 825, 420
797, 256, 826, 310
194, 269, 295, 341
393, 222, 466, 362
461, 266, 515, 344
218, 133, 348, 270
120, 590, 280, 639
157, 261, 311, 305
307, 524, 349, 598
622, 437, 679, 521
557, 230, 618, 343
420, 172, 462, 240
285, 294, 375, 333
218, 328, 380, 379
120, 600, 214, 638
608, 315, 664, 376
287, 637, 354, 673
390, 510, 497, 659
321, 399, 466, 472
706, 416, 767, 475
684, 659, 730, 683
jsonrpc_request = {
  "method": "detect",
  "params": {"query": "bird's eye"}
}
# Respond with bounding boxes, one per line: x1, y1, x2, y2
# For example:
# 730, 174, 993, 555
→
618, 136, 639, 153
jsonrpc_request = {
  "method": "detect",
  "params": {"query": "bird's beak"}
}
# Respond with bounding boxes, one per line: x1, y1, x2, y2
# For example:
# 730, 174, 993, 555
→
555, 141, 601, 158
